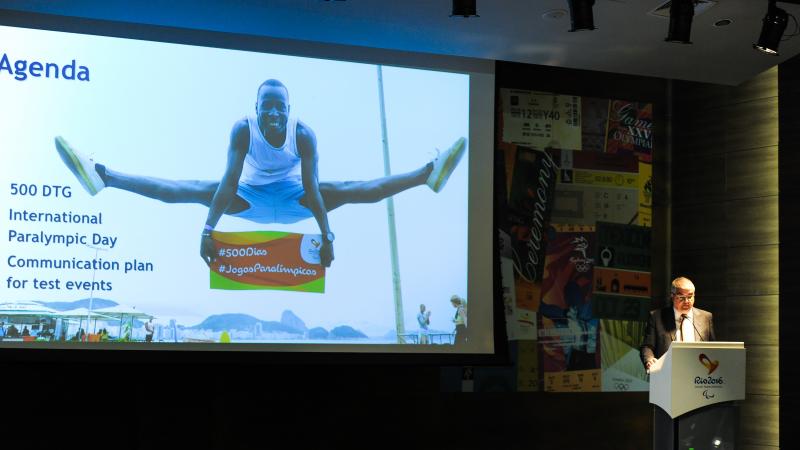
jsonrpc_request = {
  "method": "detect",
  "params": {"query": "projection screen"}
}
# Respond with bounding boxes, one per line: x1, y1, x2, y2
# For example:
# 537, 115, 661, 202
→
0, 17, 496, 357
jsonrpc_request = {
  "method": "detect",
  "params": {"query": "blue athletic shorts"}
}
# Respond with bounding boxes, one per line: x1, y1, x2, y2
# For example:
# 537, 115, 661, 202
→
232, 177, 313, 224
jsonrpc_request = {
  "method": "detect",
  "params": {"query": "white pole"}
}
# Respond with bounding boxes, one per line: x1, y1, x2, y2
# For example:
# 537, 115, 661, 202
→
84, 243, 108, 342
377, 65, 405, 341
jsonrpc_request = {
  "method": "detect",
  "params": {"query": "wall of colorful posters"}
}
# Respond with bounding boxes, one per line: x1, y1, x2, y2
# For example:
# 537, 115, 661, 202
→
497, 88, 654, 393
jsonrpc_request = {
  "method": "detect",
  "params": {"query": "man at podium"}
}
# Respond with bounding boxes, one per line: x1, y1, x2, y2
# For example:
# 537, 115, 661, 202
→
640, 276, 716, 371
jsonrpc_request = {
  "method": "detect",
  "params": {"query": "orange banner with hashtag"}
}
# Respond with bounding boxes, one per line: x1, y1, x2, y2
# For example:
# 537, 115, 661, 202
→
208, 231, 326, 293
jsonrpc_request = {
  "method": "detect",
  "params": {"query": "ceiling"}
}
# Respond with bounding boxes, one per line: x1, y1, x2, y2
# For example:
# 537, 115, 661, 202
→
2, 0, 800, 85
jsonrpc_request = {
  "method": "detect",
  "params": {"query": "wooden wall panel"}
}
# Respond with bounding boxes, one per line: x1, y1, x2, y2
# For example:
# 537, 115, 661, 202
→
672, 203, 726, 249
671, 153, 726, 206
679, 97, 779, 156
675, 68, 777, 111
726, 245, 779, 296
745, 344, 780, 396
725, 197, 779, 247
721, 98, 780, 152
726, 295, 779, 346
672, 248, 727, 296
740, 394, 780, 447
726, 146, 779, 200
671, 197, 779, 251
672, 147, 778, 207
695, 294, 727, 334
674, 65, 779, 450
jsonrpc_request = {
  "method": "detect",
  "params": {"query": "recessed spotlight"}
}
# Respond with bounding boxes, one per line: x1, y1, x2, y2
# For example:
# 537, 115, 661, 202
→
714, 18, 733, 27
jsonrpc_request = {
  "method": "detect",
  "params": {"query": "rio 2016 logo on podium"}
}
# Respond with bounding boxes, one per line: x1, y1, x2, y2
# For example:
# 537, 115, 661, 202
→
698, 353, 720, 375
695, 354, 724, 387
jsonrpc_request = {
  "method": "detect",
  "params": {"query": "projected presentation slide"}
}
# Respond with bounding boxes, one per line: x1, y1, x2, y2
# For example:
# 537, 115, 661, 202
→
0, 24, 489, 353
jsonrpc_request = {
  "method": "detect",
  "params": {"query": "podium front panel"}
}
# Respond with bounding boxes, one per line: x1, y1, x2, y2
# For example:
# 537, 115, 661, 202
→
668, 342, 746, 418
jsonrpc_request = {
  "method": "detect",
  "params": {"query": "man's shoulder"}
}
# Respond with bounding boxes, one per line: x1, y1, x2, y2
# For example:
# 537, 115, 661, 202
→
295, 120, 317, 155
693, 307, 712, 318
232, 117, 250, 135
229, 118, 251, 151
295, 120, 316, 140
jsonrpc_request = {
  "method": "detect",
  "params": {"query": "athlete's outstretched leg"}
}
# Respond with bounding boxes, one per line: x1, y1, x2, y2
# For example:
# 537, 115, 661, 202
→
55, 136, 249, 212
317, 136, 466, 211
102, 169, 218, 205
319, 165, 429, 210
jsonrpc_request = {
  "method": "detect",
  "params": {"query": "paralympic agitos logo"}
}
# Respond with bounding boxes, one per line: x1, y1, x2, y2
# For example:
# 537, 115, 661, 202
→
1, 52, 90, 82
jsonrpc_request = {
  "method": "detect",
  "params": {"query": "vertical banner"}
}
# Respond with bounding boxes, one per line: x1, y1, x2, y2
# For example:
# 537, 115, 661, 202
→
539, 227, 600, 392
506, 146, 558, 313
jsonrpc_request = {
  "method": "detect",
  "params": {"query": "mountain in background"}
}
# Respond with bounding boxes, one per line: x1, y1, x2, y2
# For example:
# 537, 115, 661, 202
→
190, 312, 369, 340
38, 298, 118, 311
280, 310, 307, 332
308, 327, 329, 339
190, 313, 302, 335
329, 325, 367, 339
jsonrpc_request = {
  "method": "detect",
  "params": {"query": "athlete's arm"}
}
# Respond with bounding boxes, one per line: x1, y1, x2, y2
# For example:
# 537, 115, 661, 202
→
200, 119, 249, 265
297, 121, 334, 268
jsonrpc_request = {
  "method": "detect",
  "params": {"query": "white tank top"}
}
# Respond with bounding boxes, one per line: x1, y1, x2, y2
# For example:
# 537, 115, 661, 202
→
239, 115, 301, 185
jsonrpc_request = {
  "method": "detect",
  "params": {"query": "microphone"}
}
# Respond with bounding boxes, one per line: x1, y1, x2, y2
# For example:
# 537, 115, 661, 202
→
682, 313, 704, 342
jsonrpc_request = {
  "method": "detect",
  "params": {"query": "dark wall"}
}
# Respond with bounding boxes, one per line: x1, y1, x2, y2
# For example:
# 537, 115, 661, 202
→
779, 55, 800, 450
672, 68, 780, 450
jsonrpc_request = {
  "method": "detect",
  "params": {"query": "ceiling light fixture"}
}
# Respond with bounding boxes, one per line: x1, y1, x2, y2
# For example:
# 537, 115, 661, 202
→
451, 0, 478, 18
665, 0, 696, 43
567, 0, 596, 32
754, 0, 790, 54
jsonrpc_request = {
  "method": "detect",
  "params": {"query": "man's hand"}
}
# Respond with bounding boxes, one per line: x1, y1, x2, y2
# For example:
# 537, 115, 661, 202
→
200, 234, 217, 266
645, 358, 657, 370
320, 240, 334, 268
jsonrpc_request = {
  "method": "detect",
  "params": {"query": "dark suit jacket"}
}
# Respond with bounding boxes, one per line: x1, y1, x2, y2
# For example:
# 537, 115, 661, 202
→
640, 306, 715, 366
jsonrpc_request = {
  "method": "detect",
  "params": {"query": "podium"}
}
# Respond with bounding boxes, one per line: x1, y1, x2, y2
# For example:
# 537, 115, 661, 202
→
649, 342, 746, 450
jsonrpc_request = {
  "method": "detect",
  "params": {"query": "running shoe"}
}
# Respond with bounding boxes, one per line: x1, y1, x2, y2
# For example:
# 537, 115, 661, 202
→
55, 136, 105, 196
426, 136, 466, 193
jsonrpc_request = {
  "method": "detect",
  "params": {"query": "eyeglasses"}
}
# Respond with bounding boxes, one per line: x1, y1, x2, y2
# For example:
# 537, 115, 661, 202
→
673, 294, 694, 302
